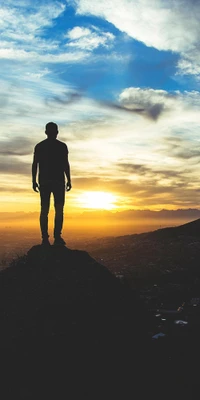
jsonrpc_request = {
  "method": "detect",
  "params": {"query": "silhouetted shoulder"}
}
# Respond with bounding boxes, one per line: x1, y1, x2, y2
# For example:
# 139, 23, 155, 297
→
34, 139, 68, 154
34, 139, 48, 152
54, 139, 69, 153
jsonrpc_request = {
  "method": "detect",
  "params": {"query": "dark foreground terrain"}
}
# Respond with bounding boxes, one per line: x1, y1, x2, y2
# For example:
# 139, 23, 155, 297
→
1, 220, 200, 399
0, 245, 150, 399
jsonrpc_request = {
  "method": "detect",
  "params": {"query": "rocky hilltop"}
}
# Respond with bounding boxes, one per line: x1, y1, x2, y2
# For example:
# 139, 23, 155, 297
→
0, 245, 151, 399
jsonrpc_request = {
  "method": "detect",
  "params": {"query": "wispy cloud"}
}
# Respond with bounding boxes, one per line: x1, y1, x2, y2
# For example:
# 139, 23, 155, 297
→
70, 0, 200, 77
0, 1, 92, 65
0, 137, 34, 156
119, 87, 200, 123
0, 47, 89, 63
163, 136, 200, 161
65, 26, 115, 50
0, 1, 65, 36
0, 1, 65, 52
0, 1, 116, 66
0, 156, 30, 175
0, 186, 30, 193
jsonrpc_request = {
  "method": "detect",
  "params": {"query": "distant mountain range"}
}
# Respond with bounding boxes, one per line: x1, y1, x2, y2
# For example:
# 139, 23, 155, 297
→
1, 208, 200, 222
80, 208, 200, 220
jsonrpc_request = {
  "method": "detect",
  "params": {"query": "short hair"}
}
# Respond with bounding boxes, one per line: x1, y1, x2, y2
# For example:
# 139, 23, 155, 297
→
45, 122, 58, 132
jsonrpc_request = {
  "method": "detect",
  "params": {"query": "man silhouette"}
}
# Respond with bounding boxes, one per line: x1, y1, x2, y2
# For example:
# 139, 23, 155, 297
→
32, 122, 72, 246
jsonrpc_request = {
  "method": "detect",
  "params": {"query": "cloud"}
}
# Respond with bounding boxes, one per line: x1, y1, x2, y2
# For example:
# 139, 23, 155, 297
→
119, 87, 174, 120
0, 2, 116, 66
163, 139, 200, 160
71, 176, 102, 189
174, 151, 198, 161
0, 186, 30, 193
0, 137, 34, 156
113, 177, 200, 208
70, 0, 200, 76
47, 86, 176, 122
0, 48, 89, 63
0, 1, 92, 64
65, 26, 115, 51
0, 1, 65, 52
118, 163, 152, 176
0, 156, 30, 175
71, 174, 200, 210
66, 26, 91, 40
0, 74, 86, 126
68, 170, 200, 210
117, 161, 188, 184
176, 57, 200, 77
25, 69, 51, 80
118, 87, 200, 123
0, 1, 66, 38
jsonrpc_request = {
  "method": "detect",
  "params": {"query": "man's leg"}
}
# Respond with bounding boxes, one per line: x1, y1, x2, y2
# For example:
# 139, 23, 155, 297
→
40, 184, 51, 240
53, 183, 65, 240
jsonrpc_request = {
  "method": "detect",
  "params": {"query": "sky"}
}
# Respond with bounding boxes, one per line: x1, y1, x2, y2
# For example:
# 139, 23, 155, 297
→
1, 0, 200, 214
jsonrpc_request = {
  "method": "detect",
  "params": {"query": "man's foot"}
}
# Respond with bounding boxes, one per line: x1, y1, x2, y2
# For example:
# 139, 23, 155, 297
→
53, 236, 66, 246
41, 238, 51, 246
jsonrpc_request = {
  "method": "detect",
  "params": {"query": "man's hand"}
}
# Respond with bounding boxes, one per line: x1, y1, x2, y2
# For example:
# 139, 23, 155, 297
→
32, 182, 39, 192
66, 181, 72, 192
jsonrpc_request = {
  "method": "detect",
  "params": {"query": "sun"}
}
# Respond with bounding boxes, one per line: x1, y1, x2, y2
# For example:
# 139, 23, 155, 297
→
77, 191, 117, 210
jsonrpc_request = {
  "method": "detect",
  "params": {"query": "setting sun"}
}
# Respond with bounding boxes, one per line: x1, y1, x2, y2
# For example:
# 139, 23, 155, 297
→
77, 191, 117, 210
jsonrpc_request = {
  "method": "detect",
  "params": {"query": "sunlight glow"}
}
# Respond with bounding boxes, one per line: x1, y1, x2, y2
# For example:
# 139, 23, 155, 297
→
77, 191, 117, 210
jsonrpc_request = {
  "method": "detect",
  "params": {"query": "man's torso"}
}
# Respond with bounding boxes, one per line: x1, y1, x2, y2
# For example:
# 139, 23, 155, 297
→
34, 139, 68, 184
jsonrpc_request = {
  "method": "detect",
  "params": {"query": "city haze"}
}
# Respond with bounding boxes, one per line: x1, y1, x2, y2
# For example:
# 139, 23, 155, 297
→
1, 208, 200, 269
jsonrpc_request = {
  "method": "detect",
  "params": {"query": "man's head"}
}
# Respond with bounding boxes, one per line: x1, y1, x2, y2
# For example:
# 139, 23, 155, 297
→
45, 122, 58, 139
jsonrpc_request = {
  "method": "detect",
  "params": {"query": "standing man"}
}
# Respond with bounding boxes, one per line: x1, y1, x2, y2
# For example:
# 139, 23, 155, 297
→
32, 122, 72, 246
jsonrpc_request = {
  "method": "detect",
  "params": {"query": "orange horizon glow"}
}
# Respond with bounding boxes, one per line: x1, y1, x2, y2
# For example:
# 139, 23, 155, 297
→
1, 189, 195, 214
1, 187, 200, 215
76, 191, 117, 210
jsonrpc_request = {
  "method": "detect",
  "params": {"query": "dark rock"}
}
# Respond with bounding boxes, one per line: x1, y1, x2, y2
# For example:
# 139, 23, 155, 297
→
0, 245, 151, 399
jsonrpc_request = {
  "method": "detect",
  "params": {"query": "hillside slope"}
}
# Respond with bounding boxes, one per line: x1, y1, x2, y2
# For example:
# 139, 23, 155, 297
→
0, 245, 150, 399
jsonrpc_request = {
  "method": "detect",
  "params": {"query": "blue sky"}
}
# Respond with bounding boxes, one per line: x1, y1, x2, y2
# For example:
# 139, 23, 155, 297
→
1, 0, 200, 213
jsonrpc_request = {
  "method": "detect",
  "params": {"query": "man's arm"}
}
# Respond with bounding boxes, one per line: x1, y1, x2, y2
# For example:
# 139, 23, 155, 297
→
32, 147, 39, 192
64, 151, 72, 191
